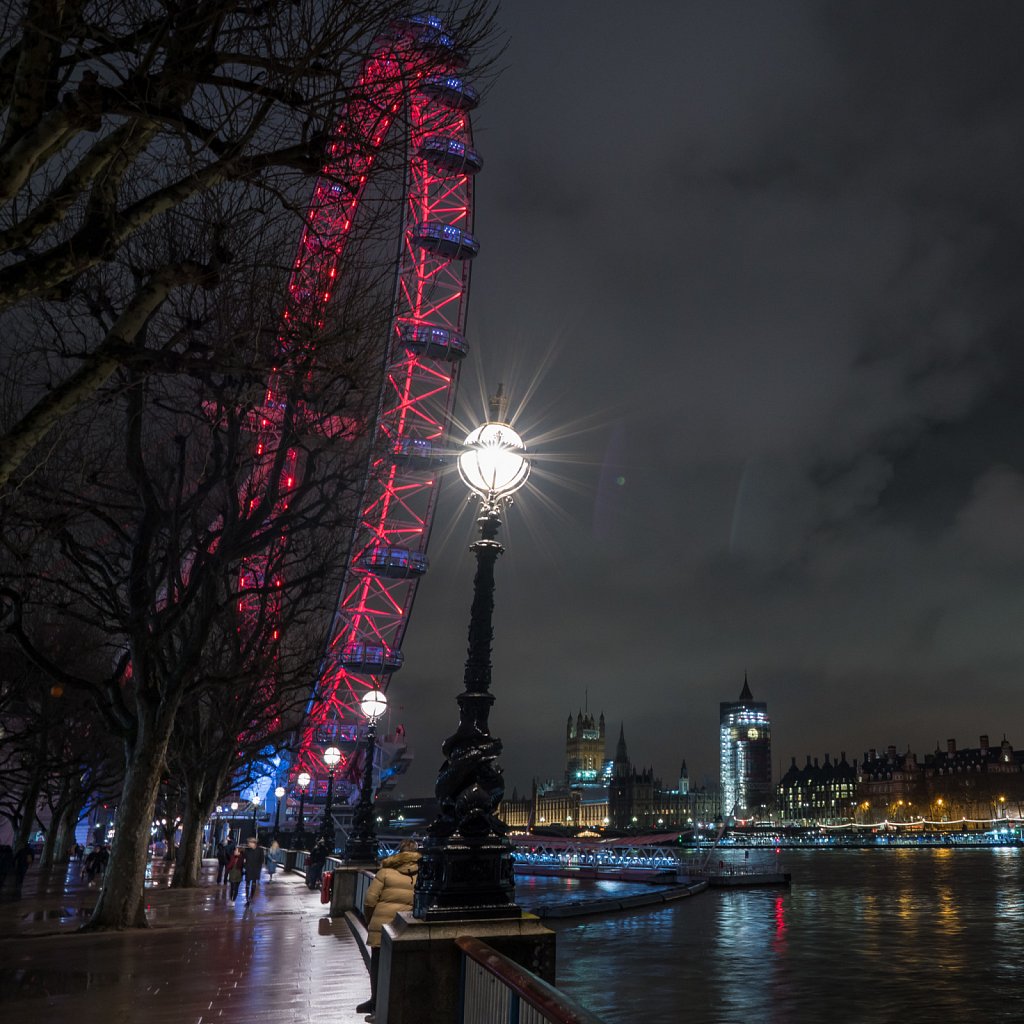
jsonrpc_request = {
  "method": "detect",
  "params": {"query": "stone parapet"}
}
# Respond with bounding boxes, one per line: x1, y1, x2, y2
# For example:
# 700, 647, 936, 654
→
379, 911, 556, 1024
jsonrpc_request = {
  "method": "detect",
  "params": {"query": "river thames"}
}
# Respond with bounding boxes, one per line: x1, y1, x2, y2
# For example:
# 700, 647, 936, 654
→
518, 847, 1024, 1023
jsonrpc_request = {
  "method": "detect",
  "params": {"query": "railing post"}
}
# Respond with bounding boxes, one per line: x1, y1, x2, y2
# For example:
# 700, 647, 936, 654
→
457, 949, 466, 1024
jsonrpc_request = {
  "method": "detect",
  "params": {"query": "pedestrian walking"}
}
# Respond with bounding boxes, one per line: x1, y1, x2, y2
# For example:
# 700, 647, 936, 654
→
84, 847, 102, 882
0, 844, 12, 889
306, 838, 327, 890
226, 846, 244, 902
357, 840, 421, 1016
216, 838, 232, 884
265, 840, 280, 882
12, 844, 34, 886
242, 837, 264, 905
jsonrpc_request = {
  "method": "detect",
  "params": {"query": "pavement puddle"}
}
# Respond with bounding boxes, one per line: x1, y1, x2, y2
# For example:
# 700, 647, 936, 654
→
0, 967, 123, 999
20, 907, 93, 922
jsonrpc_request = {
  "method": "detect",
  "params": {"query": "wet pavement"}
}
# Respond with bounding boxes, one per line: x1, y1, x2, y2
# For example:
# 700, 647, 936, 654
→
0, 858, 372, 1024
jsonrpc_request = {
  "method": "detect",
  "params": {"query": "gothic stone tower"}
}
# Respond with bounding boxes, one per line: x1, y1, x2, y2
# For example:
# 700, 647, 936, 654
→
565, 709, 606, 787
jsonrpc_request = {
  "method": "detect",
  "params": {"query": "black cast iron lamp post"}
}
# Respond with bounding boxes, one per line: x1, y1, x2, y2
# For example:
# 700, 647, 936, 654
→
296, 772, 311, 845
412, 417, 529, 921
273, 786, 286, 838
344, 689, 388, 863
210, 805, 223, 854
251, 795, 260, 839
321, 746, 342, 849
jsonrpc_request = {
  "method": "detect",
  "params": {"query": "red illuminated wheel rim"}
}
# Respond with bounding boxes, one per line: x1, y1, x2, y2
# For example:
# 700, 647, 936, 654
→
257, 20, 484, 790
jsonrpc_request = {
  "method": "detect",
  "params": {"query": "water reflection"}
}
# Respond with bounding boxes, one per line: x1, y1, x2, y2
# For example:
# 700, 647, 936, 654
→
554, 848, 1024, 1023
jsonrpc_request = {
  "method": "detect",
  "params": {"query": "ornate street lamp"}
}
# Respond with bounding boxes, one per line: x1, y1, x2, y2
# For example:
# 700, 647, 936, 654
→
320, 746, 342, 849
229, 801, 238, 844
344, 689, 388, 863
273, 786, 286, 838
294, 770, 309, 847
209, 805, 223, 855
296, 772, 311, 847
413, 412, 529, 920
251, 795, 260, 840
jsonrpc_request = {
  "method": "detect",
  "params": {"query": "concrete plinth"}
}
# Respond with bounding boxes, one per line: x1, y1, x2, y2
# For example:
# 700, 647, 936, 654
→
329, 864, 374, 916
379, 911, 556, 1024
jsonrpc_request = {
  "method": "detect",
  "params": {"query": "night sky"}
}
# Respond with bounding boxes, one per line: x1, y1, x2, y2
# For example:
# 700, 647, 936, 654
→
387, 2, 1024, 798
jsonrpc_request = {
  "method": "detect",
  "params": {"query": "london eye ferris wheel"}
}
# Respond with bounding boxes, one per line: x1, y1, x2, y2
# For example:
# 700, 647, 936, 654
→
247, 14, 486, 806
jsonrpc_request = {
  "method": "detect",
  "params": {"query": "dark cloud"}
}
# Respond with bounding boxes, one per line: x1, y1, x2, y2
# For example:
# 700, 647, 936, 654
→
394, 2, 1024, 797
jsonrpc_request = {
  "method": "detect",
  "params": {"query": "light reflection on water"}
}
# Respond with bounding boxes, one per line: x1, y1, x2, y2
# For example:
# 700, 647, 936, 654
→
550, 848, 1024, 1023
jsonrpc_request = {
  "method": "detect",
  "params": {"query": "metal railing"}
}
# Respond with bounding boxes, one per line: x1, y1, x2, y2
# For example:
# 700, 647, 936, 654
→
457, 937, 607, 1024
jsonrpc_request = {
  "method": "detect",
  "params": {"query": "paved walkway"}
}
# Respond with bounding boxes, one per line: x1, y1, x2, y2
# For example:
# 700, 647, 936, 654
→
0, 858, 373, 1024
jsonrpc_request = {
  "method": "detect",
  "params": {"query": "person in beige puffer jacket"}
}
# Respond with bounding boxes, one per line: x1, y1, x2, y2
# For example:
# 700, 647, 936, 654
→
356, 840, 420, 1016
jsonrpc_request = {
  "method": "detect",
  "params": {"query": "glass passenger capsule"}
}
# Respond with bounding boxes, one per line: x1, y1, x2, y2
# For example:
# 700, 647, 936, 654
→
398, 323, 469, 361
412, 221, 479, 260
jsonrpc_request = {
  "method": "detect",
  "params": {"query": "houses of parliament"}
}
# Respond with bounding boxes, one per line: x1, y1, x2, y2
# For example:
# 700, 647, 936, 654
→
485, 678, 1024, 832
497, 708, 718, 831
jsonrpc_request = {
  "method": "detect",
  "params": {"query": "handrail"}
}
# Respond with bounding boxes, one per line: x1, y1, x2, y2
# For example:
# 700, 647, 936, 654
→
456, 936, 607, 1024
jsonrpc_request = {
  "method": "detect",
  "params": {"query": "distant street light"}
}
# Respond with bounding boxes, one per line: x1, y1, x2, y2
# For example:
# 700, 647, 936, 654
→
273, 786, 286, 838
320, 747, 342, 849
345, 689, 388, 863
413, 405, 529, 921
296, 772, 311, 848
209, 805, 223, 854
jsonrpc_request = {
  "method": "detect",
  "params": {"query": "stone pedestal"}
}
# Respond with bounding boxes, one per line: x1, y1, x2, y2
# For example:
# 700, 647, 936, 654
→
378, 911, 555, 1024
328, 864, 374, 916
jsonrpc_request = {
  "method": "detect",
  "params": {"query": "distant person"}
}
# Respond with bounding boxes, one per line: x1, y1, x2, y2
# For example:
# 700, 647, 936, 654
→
265, 840, 281, 882
12, 844, 34, 887
84, 847, 103, 882
226, 846, 244, 902
306, 839, 327, 890
357, 840, 421, 1015
216, 839, 232, 884
242, 837, 264, 905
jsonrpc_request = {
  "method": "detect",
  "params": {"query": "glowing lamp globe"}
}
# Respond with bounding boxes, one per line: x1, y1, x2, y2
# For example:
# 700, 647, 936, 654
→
297, 772, 311, 790
274, 786, 286, 799
323, 746, 342, 769
458, 422, 529, 500
230, 802, 239, 811
251, 795, 260, 808
361, 688, 388, 721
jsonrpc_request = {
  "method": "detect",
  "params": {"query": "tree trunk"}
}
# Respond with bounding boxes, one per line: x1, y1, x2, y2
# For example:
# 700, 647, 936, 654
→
172, 807, 205, 887
0, 764, 43, 898
53, 799, 81, 864
39, 779, 73, 870
84, 704, 175, 929
14, 757, 43, 851
38, 815, 59, 871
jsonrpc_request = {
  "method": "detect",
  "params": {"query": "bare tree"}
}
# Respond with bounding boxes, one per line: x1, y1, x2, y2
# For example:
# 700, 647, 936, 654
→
164, 598, 322, 888
1, 0, 498, 930
0, 0, 496, 488
0, 628, 121, 892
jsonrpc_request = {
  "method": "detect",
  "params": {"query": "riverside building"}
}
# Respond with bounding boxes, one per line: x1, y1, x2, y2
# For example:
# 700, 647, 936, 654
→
777, 752, 858, 824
